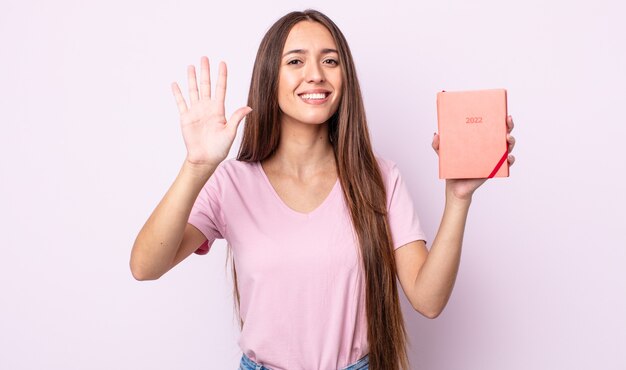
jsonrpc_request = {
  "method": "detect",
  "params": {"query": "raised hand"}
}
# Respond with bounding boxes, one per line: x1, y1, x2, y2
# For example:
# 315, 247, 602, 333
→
171, 56, 252, 169
432, 115, 516, 201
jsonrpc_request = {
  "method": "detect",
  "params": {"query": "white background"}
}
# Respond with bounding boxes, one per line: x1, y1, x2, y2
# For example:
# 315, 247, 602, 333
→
1, 0, 625, 369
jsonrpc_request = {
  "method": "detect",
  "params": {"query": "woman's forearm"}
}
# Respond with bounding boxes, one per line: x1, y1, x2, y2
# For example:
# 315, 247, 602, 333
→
130, 161, 215, 280
413, 190, 472, 318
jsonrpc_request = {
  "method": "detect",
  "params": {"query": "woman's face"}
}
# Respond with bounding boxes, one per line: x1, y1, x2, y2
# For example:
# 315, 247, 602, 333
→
277, 21, 343, 127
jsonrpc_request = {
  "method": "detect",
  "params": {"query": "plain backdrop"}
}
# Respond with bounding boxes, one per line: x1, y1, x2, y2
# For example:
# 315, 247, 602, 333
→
1, 0, 625, 369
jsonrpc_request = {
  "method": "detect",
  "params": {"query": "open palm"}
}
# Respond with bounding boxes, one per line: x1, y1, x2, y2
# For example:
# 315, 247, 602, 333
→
171, 56, 251, 168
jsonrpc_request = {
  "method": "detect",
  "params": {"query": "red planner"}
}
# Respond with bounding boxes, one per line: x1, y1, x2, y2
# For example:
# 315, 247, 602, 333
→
436, 89, 509, 179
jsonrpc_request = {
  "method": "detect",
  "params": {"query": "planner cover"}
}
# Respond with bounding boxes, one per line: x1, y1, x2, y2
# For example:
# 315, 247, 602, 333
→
437, 89, 509, 179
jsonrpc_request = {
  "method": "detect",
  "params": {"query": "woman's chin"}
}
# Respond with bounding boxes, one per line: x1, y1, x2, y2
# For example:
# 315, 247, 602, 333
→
282, 114, 335, 126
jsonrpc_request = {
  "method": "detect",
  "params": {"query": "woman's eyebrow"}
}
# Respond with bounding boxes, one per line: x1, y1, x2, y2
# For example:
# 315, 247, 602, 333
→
282, 48, 339, 57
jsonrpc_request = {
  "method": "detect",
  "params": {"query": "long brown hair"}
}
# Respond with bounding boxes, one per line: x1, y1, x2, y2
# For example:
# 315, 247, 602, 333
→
235, 10, 409, 370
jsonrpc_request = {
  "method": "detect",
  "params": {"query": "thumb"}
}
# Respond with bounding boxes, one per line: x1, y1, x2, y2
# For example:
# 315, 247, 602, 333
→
432, 132, 440, 155
227, 106, 253, 132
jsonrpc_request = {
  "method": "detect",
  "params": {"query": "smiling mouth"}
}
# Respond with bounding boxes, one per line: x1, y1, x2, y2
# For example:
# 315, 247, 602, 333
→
299, 92, 330, 101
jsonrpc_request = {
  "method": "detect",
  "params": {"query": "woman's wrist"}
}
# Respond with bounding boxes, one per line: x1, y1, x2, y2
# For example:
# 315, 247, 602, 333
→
444, 188, 473, 208
181, 159, 217, 183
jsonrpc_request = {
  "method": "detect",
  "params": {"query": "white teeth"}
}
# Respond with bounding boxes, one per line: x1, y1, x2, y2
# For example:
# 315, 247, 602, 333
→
300, 93, 327, 100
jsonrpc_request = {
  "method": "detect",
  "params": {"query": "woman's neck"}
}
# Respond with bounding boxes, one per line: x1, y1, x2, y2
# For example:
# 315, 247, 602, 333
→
263, 118, 336, 179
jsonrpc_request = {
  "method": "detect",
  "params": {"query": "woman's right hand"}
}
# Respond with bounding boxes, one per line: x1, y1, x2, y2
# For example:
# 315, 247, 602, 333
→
171, 56, 252, 169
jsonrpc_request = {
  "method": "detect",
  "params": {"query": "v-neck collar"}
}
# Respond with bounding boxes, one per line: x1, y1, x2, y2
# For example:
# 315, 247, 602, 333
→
255, 161, 340, 219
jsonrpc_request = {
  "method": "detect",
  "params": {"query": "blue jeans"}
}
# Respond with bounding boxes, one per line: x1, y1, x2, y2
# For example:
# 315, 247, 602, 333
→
239, 353, 369, 370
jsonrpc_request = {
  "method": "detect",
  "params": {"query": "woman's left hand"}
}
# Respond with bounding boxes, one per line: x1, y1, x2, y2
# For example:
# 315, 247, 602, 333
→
432, 115, 516, 201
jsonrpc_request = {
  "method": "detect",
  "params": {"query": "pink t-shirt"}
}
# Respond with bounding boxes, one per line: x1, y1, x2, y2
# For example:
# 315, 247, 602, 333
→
188, 156, 426, 370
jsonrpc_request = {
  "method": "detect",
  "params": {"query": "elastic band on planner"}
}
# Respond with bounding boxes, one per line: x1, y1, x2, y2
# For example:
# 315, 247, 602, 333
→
488, 149, 509, 178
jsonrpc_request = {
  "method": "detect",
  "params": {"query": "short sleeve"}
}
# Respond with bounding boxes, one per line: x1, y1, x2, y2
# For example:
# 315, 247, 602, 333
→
384, 161, 428, 250
188, 173, 225, 255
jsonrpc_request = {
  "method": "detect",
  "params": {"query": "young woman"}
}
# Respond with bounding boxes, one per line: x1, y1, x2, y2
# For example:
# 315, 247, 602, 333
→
130, 9, 516, 370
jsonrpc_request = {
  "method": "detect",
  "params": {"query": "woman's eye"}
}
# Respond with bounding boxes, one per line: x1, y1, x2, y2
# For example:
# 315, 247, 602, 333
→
287, 60, 302, 65
324, 59, 338, 65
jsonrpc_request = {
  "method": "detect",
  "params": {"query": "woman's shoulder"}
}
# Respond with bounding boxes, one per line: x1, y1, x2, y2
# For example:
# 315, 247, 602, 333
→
209, 158, 261, 187
217, 158, 258, 174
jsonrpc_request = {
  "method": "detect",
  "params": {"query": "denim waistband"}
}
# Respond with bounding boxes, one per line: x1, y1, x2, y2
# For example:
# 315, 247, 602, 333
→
239, 353, 369, 370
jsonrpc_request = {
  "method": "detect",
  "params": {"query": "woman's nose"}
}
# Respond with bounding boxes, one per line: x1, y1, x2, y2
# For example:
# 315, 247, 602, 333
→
304, 61, 324, 83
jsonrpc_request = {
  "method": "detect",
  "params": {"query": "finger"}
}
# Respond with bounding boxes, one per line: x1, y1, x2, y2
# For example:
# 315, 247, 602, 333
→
200, 56, 211, 100
507, 134, 516, 153
507, 115, 514, 133
431, 132, 440, 155
215, 61, 227, 103
507, 154, 515, 167
227, 106, 253, 133
187, 65, 200, 105
171, 82, 188, 114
